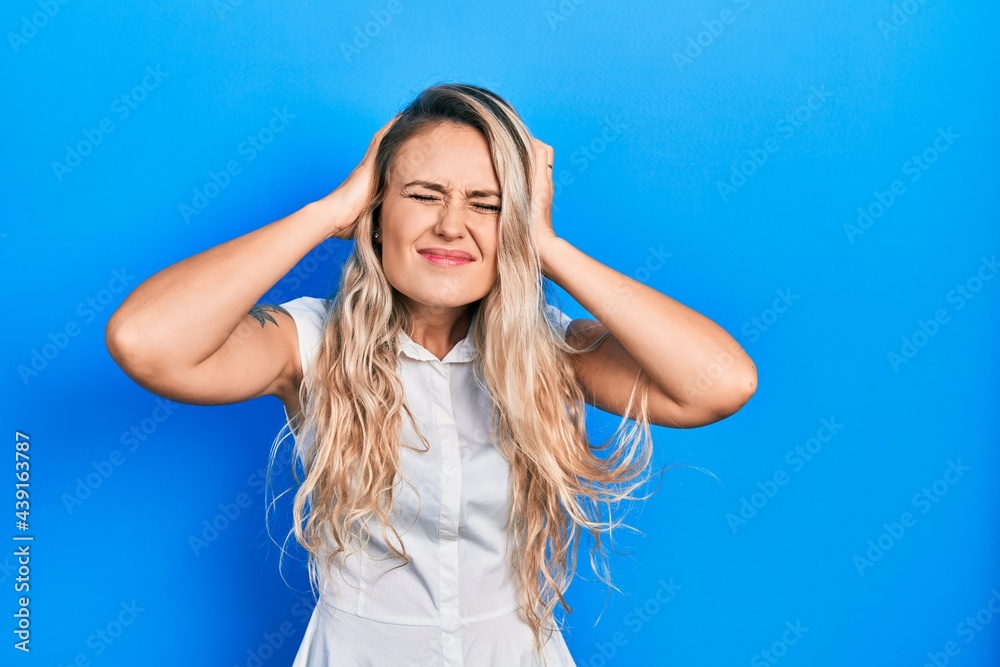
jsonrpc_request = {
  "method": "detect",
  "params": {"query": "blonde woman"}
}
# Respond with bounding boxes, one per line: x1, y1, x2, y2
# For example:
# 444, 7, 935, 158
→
106, 83, 757, 666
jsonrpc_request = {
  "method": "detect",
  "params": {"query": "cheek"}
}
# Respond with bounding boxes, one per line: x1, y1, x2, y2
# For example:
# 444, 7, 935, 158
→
379, 195, 425, 233
480, 234, 499, 269
475, 248, 499, 286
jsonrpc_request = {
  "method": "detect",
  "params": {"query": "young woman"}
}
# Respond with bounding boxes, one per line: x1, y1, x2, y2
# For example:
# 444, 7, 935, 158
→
105, 83, 756, 666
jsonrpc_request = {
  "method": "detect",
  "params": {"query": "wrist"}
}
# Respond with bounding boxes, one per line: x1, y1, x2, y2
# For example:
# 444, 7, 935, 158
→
311, 193, 356, 238
539, 234, 568, 278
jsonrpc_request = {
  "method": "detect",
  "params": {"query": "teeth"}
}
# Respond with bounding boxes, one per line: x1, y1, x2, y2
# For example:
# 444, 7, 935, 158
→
425, 254, 469, 264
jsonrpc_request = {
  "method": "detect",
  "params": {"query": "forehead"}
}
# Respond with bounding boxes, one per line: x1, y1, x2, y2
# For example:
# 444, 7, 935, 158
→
390, 122, 499, 188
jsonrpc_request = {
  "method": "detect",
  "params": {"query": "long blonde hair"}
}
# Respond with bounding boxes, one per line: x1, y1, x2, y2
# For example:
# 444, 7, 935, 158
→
268, 83, 660, 654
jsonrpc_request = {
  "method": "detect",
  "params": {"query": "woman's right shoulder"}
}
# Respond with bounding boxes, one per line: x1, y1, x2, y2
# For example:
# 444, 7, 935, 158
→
280, 295, 332, 320
278, 296, 334, 378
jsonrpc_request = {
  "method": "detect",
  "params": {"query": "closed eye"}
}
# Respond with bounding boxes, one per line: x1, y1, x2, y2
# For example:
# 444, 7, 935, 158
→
408, 194, 500, 213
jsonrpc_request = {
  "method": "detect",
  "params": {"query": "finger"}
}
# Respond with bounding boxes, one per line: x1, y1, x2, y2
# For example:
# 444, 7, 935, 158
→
377, 113, 401, 136
535, 141, 552, 164
533, 143, 552, 170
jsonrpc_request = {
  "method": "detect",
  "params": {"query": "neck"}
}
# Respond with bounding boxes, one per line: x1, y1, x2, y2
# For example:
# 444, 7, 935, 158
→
403, 300, 478, 360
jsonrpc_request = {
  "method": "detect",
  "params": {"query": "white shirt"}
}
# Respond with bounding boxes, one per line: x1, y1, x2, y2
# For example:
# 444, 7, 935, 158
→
278, 296, 578, 667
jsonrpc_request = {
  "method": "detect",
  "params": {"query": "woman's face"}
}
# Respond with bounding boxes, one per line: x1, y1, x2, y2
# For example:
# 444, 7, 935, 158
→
377, 121, 501, 312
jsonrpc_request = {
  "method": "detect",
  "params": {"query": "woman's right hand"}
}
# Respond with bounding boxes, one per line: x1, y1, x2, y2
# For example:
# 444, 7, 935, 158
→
322, 113, 401, 241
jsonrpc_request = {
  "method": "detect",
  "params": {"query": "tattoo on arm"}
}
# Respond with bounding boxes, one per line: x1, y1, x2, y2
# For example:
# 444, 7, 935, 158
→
248, 304, 290, 328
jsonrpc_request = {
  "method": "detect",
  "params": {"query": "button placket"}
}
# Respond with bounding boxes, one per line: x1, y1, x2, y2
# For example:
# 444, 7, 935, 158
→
434, 360, 464, 665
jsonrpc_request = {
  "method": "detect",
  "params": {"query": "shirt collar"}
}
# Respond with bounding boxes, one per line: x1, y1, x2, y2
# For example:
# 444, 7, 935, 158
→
397, 304, 480, 364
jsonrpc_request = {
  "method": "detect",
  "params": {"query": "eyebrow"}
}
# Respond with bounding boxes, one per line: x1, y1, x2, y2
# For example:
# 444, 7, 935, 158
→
402, 180, 500, 199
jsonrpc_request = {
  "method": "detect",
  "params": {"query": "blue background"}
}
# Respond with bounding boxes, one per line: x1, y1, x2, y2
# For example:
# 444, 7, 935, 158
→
4, 0, 999, 665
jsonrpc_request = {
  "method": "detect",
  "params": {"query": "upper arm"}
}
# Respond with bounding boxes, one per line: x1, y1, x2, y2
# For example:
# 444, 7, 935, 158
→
190, 304, 304, 406
564, 318, 725, 429
108, 303, 305, 409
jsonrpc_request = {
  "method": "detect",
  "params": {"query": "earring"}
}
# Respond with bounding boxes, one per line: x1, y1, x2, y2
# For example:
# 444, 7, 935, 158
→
373, 230, 381, 240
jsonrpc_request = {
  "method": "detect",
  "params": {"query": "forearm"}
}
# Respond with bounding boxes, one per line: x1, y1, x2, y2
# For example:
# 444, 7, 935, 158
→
541, 237, 756, 408
107, 196, 348, 369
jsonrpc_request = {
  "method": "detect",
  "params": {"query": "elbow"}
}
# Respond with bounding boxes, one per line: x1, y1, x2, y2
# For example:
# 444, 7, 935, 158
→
691, 364, 756, 424
715, 366, 757, 417
105, 314, 125, 365
105, 312, 136, 368
105, 313, 159, 380
657, 368, 756, 429
739, 363, 757, 401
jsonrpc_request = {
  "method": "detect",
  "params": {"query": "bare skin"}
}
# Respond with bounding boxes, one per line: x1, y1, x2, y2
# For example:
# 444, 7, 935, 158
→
105, 114, 401, 419
528, 139, 758, 428
375, 121, 502, 360
106, 113, 757, 430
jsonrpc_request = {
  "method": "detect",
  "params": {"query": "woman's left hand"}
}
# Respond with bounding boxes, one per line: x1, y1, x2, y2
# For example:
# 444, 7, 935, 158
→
528, 137, 560, 270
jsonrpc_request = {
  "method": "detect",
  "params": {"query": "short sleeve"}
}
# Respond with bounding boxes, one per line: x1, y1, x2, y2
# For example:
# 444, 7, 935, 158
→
544, 303, 573, 339
279, 296, 331, 377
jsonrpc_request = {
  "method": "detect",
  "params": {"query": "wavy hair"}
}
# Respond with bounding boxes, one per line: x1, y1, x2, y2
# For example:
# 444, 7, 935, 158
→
267, 83, 661, 657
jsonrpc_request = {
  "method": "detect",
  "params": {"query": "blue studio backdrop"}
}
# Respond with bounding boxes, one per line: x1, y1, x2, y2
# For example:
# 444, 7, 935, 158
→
4, 1, 999, 665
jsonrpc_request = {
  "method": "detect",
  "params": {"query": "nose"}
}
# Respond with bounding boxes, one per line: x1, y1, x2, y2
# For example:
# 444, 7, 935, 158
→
432, 201, 468, 240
